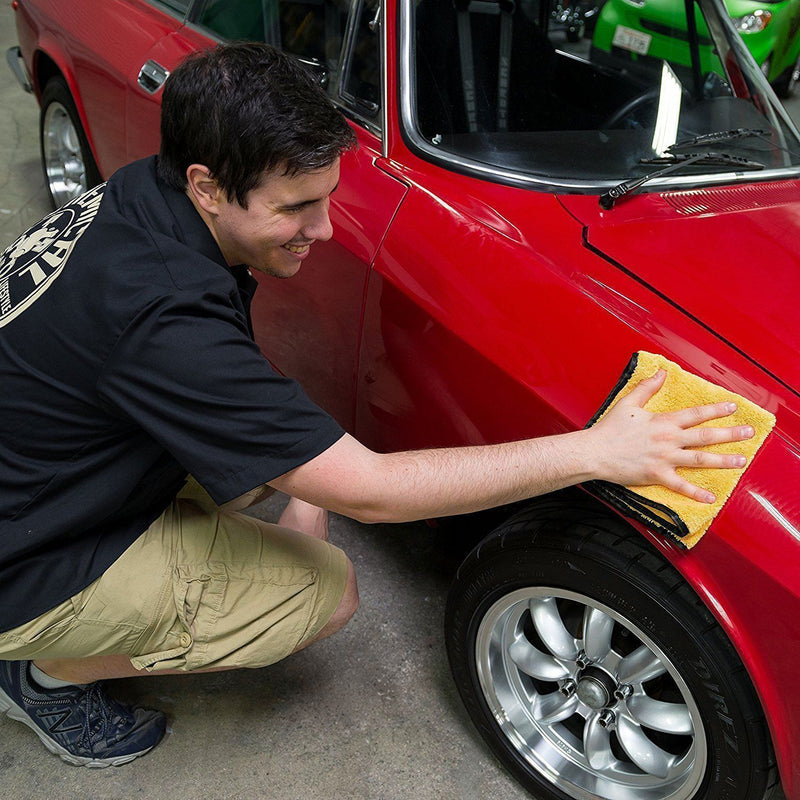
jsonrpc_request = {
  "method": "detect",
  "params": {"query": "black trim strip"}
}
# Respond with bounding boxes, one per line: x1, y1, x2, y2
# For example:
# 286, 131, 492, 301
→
583, 480, 690, 548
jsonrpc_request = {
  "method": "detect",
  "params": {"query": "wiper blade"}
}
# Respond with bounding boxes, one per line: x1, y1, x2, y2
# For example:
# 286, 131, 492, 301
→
667, 127, 771, 152
598, 152, 765, 210
639, 152, 767, 168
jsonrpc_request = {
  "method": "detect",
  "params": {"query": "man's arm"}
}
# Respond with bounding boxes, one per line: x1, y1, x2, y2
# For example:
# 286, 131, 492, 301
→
266, 371, 755, 524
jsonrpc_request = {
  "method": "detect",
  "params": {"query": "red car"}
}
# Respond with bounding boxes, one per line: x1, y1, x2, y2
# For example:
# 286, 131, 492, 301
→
8, 1, 800, 798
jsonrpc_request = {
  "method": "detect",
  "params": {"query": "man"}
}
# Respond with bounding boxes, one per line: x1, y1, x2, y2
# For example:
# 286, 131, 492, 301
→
0, 43, 753, 767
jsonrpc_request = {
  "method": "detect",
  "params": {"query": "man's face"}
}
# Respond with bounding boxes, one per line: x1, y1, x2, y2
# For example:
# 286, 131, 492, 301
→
210, 160, 340, 278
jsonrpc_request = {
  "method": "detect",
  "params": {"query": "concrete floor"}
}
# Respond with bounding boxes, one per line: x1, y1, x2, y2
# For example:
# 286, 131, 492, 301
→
0, 5, 794, 800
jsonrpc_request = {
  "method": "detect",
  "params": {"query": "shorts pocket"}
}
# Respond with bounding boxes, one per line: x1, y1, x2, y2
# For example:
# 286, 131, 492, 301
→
132, 561, 318, 672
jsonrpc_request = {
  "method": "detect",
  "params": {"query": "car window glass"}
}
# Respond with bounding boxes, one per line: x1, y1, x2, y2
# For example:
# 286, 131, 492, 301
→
339, 0, 381, 120
196, 0, 280, 41
409, 0, 800, 185
194, 1, 379, 131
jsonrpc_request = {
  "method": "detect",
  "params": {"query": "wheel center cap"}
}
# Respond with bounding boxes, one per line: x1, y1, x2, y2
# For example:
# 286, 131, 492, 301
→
577, 676, 610, 709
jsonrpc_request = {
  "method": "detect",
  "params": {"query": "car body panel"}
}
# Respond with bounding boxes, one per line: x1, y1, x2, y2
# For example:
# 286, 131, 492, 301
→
251, 131, 408, 431
19, 0, 184, 176
559, 187, 800, 393
359, 152, 800, 793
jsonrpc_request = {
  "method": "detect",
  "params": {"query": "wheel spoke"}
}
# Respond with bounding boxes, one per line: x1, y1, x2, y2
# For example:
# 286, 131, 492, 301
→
508, 636, 570, 681
616, 644, 666, 684
529, 597, 579, 660
582, 607, 615, 661
627, 694, 693, 735
583, 713, 616, 771
532, 690, 580, 726
616, 714, 676, 778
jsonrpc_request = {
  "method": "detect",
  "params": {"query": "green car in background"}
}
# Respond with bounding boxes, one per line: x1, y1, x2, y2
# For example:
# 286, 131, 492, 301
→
591, 0, 800, 96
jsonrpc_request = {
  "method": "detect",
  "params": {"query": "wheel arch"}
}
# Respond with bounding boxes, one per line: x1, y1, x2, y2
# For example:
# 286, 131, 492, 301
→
30, 44, 100, 174
457, 488, 787, 794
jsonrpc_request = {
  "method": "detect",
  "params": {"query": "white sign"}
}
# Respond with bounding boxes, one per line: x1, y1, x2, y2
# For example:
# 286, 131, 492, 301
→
612, 25, 652, 56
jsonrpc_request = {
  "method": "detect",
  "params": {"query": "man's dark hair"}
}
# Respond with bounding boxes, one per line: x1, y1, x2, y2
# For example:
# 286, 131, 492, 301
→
158, 42, 356, 207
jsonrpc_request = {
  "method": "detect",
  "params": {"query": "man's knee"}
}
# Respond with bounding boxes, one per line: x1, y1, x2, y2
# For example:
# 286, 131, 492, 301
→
319, 559, 358, 638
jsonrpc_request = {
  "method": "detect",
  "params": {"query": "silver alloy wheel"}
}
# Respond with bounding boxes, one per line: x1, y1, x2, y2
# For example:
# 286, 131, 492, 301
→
42, 101, 87, 207
475, 587, 707, 800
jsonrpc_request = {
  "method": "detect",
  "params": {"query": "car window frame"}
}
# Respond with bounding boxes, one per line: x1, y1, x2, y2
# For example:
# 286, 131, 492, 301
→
185, 0, 383, 137
336, 0, 382, 135
147, 0, 192, 20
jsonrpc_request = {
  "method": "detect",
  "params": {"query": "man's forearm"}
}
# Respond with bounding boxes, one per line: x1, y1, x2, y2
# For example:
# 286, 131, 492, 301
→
270, 430, 598, 524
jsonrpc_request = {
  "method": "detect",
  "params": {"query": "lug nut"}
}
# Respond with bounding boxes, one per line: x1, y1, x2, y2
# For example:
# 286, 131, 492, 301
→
614, 684, 633, 701
575, 650, 593, 670
598, 710, 616, 730
559, 678, 577, 697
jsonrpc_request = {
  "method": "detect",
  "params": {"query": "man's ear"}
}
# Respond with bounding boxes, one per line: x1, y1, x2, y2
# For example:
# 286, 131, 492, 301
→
185, 164, 223, 215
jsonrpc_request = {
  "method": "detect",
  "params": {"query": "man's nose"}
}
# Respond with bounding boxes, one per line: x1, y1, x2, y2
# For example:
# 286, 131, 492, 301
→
303, 201, 333, 242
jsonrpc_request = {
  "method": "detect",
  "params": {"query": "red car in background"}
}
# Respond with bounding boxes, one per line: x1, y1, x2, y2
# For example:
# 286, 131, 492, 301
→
7, 1, 800, 799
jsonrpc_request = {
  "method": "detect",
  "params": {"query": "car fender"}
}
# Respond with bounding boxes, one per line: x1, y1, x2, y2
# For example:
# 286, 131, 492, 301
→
29, 32, 97, 163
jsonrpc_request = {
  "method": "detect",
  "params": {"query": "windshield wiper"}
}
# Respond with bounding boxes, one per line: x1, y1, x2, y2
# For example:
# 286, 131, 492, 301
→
598, 152, 765, 210
667, 127, 771, 152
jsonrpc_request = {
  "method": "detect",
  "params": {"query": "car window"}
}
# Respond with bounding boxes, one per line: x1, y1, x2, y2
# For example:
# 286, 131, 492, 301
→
339, 0, 381, 121
195, 0, 280, 41
194, 1, 379, 131
406, 0, 800, 188
154, 0, 191, 16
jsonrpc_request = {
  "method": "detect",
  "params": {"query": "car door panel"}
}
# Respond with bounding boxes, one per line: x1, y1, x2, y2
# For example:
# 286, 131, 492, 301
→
249, 129, 407, 431
125, 26, 213, 163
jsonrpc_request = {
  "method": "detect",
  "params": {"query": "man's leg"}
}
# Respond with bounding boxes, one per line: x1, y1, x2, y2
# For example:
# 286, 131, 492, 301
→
34, 558, 358, 682
277, 496, 330, 541
0, 494, 356, 765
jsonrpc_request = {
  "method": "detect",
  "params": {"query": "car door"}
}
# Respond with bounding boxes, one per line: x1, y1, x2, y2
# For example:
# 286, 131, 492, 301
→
236, 0, 407, 432
126, 0, 406, 431
123, 1, 201, 162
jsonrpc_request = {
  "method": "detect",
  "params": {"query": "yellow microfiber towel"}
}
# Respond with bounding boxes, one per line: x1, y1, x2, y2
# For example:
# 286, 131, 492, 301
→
585, 352, 776, 549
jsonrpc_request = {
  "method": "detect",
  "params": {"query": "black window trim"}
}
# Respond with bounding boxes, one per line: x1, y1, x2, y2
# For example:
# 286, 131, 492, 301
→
147, 0, 192, 22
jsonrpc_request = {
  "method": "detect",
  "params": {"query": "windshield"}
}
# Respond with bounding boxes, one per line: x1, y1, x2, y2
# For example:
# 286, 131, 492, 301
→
401, 0, 800, 190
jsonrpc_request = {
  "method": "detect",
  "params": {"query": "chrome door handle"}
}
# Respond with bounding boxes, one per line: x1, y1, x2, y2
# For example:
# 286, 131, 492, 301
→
137, 60, 169, 93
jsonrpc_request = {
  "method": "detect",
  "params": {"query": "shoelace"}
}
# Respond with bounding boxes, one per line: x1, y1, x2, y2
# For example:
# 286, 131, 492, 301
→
78, 683, 127, 753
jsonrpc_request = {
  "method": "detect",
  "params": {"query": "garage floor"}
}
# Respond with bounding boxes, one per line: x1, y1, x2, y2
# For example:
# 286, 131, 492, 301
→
0, 5, 793, 800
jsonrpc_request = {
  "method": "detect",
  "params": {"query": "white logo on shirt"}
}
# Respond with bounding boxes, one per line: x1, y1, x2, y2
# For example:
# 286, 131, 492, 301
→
0, 184, 106, 328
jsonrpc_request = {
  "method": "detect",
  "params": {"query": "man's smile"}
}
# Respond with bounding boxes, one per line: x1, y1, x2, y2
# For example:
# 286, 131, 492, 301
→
282, 243, 310, 255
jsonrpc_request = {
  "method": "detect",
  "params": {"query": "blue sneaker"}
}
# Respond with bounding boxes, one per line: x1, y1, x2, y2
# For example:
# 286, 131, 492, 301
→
0, 660, 166, 767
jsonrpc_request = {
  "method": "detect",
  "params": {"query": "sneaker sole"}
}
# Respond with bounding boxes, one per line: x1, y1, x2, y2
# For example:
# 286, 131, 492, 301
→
0, 685, 158, 768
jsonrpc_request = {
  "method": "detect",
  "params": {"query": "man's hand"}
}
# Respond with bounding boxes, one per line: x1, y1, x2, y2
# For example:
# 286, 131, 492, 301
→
590, 369, 755, 503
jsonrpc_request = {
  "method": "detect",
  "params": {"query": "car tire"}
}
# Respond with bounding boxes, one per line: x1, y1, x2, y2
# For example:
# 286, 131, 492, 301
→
39, 77, 102, 208
445, 492, 779, 800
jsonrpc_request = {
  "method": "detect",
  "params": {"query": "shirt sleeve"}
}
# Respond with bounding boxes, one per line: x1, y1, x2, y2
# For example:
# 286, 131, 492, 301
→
96, 289, 345, 505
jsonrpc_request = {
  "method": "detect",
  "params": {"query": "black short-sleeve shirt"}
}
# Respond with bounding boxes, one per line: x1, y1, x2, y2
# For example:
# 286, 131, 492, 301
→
0, 157, 344, 632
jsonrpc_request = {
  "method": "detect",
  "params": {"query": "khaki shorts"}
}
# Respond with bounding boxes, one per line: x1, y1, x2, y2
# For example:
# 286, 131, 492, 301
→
0, 481, 349, 672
